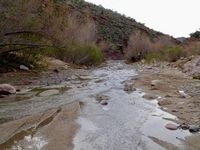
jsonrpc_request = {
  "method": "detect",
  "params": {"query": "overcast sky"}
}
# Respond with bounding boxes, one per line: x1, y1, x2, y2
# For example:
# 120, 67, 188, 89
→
85, 0, 200, 37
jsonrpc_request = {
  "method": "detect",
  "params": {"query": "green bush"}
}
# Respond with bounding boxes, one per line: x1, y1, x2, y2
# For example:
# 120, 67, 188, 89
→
47, 42, 103, 66
190, 30, 200, 39
145, 46, 183, 63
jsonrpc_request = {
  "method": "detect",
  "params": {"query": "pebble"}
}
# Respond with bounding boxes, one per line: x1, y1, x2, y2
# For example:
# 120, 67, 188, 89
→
165, 123, 178, 130
100, 100, 108, 105
20, 65, 29, 71
178, 91, 187, 98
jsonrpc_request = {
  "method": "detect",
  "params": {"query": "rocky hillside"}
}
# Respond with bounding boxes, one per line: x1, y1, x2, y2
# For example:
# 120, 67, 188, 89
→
66, 0, 176, 49
0, 0, 178, 72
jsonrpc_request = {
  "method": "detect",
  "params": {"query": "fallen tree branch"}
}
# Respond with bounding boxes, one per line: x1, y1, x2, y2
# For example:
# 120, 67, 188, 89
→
4, 31, 42, 36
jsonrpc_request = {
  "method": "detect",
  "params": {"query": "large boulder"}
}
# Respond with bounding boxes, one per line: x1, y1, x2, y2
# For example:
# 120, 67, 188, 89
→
183, 56, 200, 77
0, 84, 16, 95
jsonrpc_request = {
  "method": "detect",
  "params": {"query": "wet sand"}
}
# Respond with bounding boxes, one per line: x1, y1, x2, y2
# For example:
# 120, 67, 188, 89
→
134, 63, 200, 125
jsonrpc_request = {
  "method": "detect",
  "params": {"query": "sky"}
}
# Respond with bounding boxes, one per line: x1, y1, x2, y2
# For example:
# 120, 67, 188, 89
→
85, 0, 200, 37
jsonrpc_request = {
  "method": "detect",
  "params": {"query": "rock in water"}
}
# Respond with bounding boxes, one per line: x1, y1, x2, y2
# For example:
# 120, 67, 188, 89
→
189, 125, 200, 133
39, 89, 59, 97
0, 84, 16, 95
100, 100, 108, 105
180, 123, 189, 130
165, 123, 178, 130
124, 83, 136, 93
20, 65, 29, 71
95, 95, 110, 102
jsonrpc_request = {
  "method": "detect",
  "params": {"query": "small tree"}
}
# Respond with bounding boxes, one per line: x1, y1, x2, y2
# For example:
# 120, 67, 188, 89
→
190, 30, 200, 39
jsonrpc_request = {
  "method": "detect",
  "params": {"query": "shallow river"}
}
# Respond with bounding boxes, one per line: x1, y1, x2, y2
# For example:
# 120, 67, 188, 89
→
0, 61, 198, 150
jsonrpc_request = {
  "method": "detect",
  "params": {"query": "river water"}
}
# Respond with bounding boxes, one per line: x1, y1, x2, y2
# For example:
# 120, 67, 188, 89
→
0, 61, 197, 150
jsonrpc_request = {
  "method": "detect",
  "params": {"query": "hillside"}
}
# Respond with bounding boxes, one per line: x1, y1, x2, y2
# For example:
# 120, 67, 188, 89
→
0, 0, 177, 72
66, 0, 165, 47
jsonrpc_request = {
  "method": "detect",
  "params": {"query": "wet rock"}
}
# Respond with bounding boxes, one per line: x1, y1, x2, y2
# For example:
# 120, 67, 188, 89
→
180, 123, 189, 130
100, 100, 108, 105
124, 83, 136, 93
165, 123, 178, 130
142, 94, 157, 100
16, 89, 21, 92
19, 65, 29, 71
189, 125, 200, 133
95, 95, 110, 102
0, 84, 16, 95
39, 89, 59, 97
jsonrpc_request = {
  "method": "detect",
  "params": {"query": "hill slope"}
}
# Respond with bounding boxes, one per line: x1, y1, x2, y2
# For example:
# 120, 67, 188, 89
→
66, 0, 164, 46
0, 0, 177, 70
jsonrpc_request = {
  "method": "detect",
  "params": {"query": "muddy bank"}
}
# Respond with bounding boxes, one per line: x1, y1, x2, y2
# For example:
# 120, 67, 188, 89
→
134, 62, 200, 125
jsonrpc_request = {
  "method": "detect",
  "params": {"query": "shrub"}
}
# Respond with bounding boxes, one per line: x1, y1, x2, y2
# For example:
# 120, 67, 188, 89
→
48, 42, 103, 66
0, 0, 99, 69
125, 30, 176, 62
190, 30, 200, 39
145, 46, 184, 63
125, 31, 153, 62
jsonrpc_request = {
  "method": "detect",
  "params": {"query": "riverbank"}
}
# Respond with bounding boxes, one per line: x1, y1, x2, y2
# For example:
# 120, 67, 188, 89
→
134, 62, 200, 125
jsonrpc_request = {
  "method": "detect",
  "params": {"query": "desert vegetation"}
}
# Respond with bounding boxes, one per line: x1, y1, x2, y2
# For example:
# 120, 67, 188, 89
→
190, 30, 200, 39
66, 0, 170, 53
0, 0, 179, 72
124, 31, 178, 62
0, 0, 103, 72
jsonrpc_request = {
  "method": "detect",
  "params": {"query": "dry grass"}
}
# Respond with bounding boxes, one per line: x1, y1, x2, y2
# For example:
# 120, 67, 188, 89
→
125, 31, 152, 61
125, 30, 176, 62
